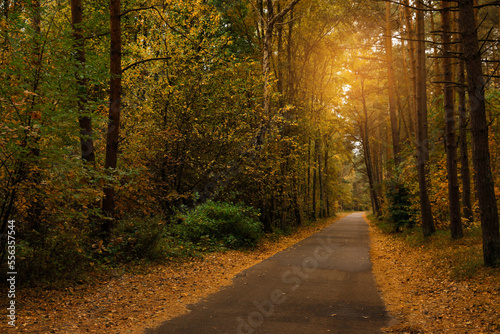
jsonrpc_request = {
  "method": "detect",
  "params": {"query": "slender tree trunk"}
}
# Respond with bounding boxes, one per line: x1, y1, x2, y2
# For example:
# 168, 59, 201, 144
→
276, 1, 284, 109
458, 53, 473, 224
316, 139, 325, 218
415, 0, 435, 237
262, 0, 274, 119
454, 8, 474, 224
442, 0, 463, 239
404, 0, 417, 137
293, 171, 302, 226
312, 156, 317, 220
102, 0, 122, 233
324, 141, 330, 217
307, 137, 311, 213
287, 8, 295, 102
361, 82, 381, 216
399, 25, 413, 140
71, 0, 95, 164
385, 2, 401, 165
459, 0, 500, 266
430, 5, 440, 108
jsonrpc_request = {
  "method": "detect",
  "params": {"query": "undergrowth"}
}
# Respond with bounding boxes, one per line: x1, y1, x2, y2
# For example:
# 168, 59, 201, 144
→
373, 217, 500, 280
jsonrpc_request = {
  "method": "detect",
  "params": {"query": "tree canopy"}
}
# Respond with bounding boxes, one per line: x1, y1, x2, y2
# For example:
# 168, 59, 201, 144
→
1, 0, 499, 283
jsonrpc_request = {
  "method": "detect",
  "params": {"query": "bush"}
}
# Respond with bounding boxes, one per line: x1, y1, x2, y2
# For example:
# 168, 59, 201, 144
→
105, 215, 170, 263
174, 201, 263, 249
386, 179, 415, 232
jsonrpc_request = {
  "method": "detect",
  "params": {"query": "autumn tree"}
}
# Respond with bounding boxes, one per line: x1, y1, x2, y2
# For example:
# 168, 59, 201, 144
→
458, 0, 500, 266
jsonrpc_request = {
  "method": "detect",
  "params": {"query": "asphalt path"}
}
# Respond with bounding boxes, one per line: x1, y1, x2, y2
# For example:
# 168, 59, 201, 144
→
147, 212, 392, 334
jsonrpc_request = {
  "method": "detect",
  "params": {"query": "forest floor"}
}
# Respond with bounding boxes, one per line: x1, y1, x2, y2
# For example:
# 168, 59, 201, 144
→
367, 215, 500, 334
4, 214, 499, 333
1, 214, 349, 334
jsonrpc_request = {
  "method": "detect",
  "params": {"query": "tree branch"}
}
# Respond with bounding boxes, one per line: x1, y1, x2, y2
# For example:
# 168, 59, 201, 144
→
268, 0, 301, 27
120, 6, 155, 18
121, 57, 171, 73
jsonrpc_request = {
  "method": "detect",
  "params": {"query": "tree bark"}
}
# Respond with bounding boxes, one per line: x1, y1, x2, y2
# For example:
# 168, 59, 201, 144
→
102, 0, 122, 232
403, 0, 417, 137
324, 141, 330, 217
71, 0, 95, 164
458, 53, 474, 224
430, 4, 440, 108
316, 139, 325, 218
385, 2, 401, 165
441, 0, 463, 239
361, 81, 381, 216
415, 0, 435, 237
459, 0, 500, 266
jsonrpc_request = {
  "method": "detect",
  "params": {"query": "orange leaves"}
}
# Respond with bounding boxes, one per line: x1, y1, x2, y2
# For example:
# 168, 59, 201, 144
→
29, 110, 42, 120
368, 217, 500, 333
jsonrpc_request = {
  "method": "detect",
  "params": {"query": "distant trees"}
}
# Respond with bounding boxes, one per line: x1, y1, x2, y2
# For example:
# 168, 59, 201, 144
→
0, 0, 361, 281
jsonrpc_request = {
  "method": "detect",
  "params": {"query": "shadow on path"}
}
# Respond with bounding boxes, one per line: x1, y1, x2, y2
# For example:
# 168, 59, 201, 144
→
146, 212, 392, 334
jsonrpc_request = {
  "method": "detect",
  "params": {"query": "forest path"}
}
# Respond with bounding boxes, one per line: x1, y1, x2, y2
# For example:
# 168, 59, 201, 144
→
146, 213, 392, 334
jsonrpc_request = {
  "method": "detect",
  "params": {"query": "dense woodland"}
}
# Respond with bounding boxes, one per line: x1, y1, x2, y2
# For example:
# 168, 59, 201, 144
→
0, 0, 499, 283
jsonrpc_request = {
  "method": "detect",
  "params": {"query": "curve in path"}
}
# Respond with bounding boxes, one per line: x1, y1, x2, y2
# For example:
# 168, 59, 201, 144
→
147, 212, 391, 334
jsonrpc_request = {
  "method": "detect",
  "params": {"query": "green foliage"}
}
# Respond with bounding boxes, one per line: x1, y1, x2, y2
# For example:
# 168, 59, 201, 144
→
174, 201, 263, 249
386, 178, 415, 232
104, 216, 169, 263
16, 222, 91, 284
0, 0, 359, 286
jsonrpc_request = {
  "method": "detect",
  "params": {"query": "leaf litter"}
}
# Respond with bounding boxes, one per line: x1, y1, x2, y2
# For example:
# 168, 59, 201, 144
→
1, 214, 349, 334
366, 215, 500, 334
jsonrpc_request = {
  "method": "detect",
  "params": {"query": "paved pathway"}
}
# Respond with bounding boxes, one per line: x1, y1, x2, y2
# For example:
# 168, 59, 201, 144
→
147, 213, 392, 334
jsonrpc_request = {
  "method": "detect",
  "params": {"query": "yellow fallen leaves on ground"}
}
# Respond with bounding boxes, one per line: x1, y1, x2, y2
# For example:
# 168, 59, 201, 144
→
366, 215, 500, 334
1, 214, 348, 334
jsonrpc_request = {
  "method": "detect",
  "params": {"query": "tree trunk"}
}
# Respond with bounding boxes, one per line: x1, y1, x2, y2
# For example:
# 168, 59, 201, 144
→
458, 52, 474, 224
441, 0, 463, 239
71, 0, 95, 164
430, 5, 440, 108
287, 8, 295, 102
312, 157, 317, 220
307, 137, 311, 214
262, 0, 274, 120
102, 0, 122, 233
459, 0, 500, 266
293, 171, 302, 226
361, 81, 381, 216
415, 0, 435, 237
324, 141, 330, 217
276, 1, 284, 109
385, 2, 401, 165
316, 139, 325, 218
403, 0, 417, 137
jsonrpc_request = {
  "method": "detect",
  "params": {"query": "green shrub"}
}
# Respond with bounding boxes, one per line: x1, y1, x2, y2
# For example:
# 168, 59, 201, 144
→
386, 179, 415, 232
14, 223, 90, 284
106, 216, 169, 262
175, 201, 263, 249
